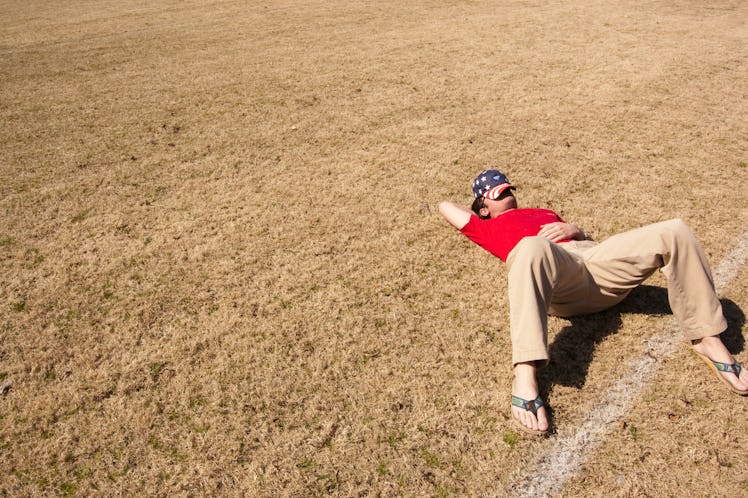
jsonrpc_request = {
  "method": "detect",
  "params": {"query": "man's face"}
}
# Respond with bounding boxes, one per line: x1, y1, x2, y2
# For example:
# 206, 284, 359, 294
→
480, 190, 517, 218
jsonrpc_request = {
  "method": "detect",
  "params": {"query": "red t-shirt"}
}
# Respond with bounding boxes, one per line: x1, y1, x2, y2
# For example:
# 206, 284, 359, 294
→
460, 208, 570, 262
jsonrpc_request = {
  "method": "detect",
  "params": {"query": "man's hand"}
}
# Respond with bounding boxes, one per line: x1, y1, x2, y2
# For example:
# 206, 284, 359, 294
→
538, 222, 585, 243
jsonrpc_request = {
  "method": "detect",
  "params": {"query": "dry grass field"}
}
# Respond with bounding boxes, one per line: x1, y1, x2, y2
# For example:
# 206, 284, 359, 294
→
2, 0, 748, 496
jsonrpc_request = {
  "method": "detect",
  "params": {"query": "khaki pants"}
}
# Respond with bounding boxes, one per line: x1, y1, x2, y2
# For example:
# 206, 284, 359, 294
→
505, 219, 727, 365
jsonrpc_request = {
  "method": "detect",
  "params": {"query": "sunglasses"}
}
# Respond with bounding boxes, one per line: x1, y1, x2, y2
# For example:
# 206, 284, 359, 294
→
472, 188, 514, 216
482, 189, 514, 206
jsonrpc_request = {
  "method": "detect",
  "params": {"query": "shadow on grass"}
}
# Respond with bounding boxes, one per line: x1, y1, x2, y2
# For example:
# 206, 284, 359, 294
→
537, 285, 746, 393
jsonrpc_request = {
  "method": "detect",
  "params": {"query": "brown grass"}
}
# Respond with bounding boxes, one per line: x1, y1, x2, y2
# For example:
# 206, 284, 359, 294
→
2, 0, 748, 496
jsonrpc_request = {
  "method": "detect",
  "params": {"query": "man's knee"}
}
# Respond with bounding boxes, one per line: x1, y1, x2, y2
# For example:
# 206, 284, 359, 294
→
661, 218, 697, 243
507, 236, 555, 268
515, 236, 553, 256
663, 217, 688, 231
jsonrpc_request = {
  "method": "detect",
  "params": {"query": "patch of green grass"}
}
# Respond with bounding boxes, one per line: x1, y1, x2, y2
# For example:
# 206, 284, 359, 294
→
479, 325, 496, 342
60, 482, 77, 497
148, 435, 162, 450
386, 433, 405, 448
107, 464, 131, 482
10, 300, 26, 312
451, 457, 464, 476
435, 486, 451, 498
738, 161, 747, 168
691, 398, 709, 409
296, 457, 316, 470
0, 372, 6, 382
395, 474, 406, 488
192, 423, 210, 433
25, 248, 44, 268
419, 449, 441, 468
0, 235, 14, 247
189, 396, 207, 409
376, 460, 389, 476
317, 473, 339, 493
503, 430, 519, 448
71, 208, 90, 223
149, 362, 166, 382
629, 425, 639, 441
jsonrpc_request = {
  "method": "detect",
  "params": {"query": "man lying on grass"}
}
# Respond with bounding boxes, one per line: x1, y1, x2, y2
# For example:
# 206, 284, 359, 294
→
439, 169, 748, 434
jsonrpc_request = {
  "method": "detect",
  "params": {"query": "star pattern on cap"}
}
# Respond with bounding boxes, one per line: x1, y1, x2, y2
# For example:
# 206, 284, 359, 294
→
472, 169, 512, 198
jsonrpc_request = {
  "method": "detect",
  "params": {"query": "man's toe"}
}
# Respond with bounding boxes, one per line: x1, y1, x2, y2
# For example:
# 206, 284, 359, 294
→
512, 405, 548, 432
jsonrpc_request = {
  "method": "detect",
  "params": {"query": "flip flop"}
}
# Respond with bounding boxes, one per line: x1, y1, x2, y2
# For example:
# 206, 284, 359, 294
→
692, 349, 748, 396
510, 394, 549, 434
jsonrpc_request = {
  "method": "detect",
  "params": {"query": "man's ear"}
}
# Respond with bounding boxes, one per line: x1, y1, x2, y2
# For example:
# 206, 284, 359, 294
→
479, 207, 490, 218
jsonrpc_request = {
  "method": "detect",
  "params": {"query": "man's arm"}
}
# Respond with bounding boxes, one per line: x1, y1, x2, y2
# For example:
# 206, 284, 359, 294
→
438, 201, 473, 229
538, 222, 591, 242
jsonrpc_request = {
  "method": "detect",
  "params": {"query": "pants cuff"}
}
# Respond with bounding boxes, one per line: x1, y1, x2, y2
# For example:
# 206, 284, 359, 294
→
512, 348, 550, 367
682, 317, 728, 341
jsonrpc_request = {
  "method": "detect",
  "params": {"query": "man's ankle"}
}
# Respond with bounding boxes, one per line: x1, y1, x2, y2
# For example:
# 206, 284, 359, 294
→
512, 362, 539, 394
514, 361, 538, 374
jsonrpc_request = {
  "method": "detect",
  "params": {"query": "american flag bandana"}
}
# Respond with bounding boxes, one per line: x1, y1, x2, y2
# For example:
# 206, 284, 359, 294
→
472, 169, 515, 199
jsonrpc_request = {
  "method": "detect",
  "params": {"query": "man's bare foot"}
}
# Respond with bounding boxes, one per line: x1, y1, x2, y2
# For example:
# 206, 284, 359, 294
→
511, 362, 550, 432
692, 335, 748, 394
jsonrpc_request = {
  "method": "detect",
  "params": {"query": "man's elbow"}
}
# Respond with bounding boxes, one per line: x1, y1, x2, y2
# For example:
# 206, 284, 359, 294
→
437, 201, 458, 222
438, 201, 471, 229
437, 201, 451, 217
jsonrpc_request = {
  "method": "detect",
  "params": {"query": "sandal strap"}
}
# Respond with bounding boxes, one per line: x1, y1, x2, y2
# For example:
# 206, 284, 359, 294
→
511, 395, 544, 416
712, 359, 743, 376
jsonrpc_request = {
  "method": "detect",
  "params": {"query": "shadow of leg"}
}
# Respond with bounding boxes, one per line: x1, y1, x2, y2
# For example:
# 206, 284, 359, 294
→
538, 310, 623, 390
719, 298, 746, 355
536, 285, 746, 398
538, 285, 671, 391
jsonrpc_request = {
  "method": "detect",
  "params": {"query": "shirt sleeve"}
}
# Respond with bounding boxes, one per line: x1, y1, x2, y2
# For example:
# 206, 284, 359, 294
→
459, 215, 488, 246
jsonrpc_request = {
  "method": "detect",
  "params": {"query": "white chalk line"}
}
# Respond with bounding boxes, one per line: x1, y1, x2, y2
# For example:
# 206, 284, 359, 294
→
510, 227, 748, 498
